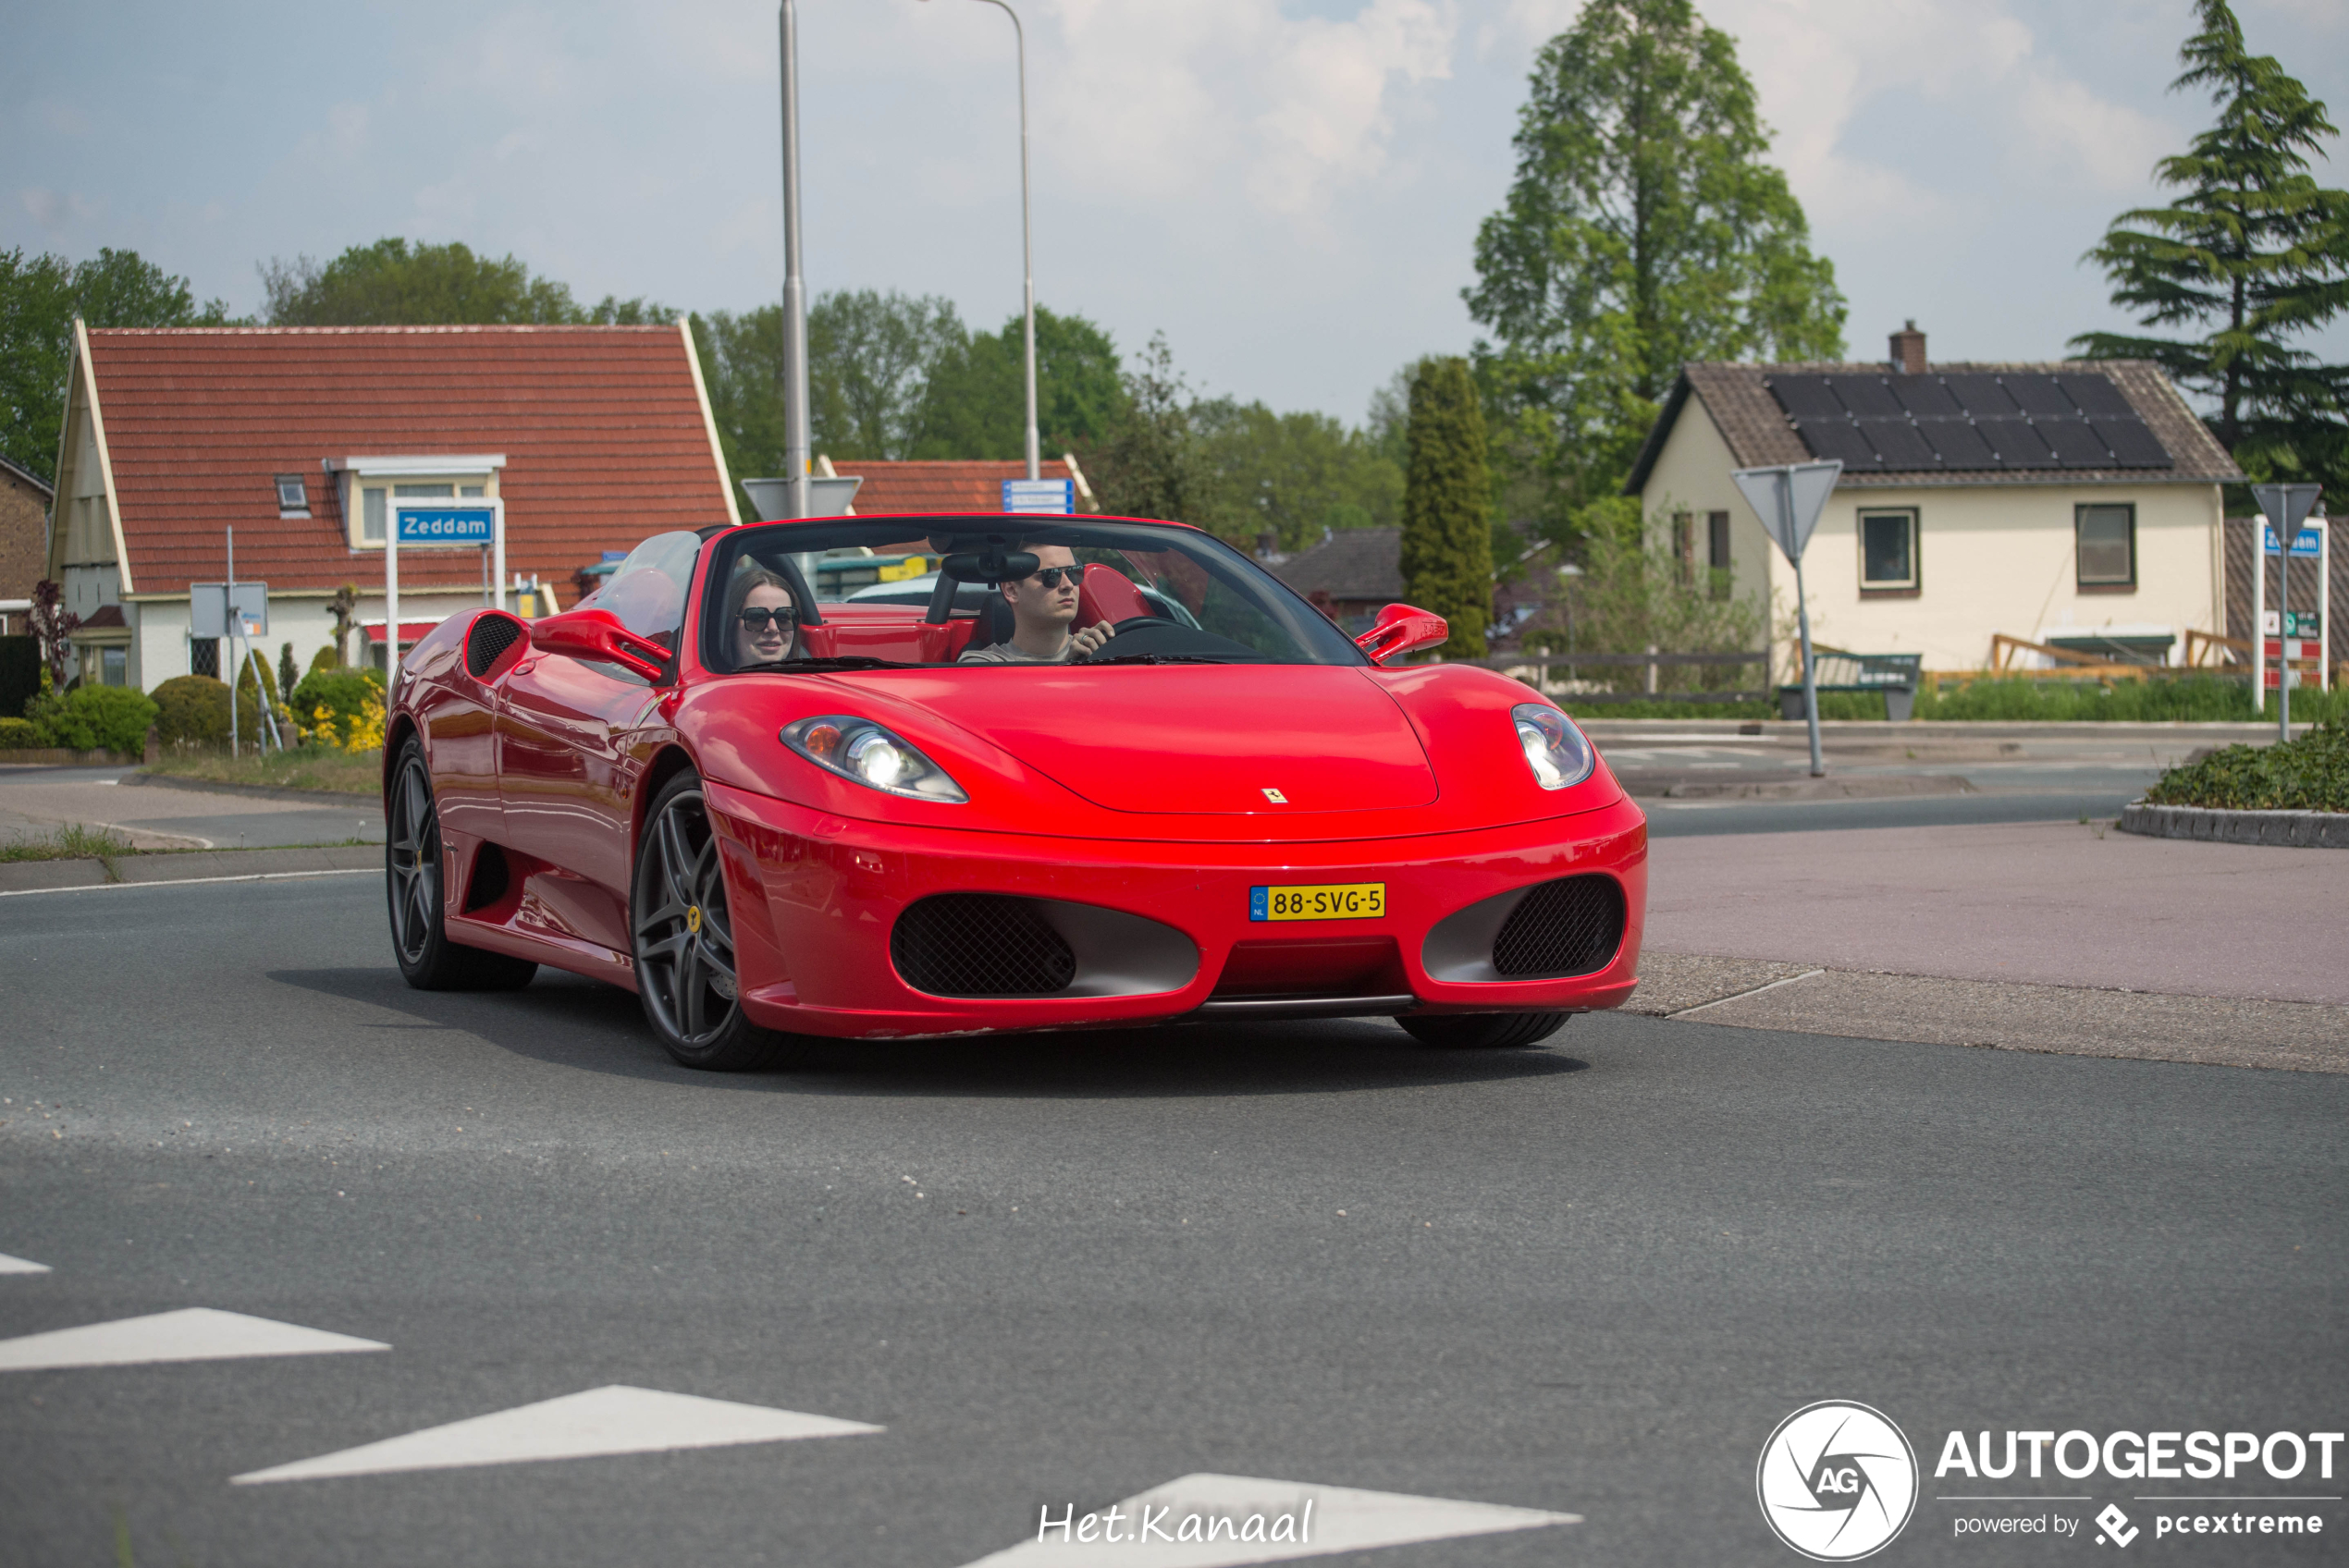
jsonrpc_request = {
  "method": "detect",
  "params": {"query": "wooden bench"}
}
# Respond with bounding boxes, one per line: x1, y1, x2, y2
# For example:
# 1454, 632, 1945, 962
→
1781, 650, 1925, 721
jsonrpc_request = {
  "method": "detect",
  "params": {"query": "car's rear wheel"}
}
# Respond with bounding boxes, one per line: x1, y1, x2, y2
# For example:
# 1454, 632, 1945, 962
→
1398, 1011, 1570, 1050
387, 738, 537, 992
632, 770, 797, 1071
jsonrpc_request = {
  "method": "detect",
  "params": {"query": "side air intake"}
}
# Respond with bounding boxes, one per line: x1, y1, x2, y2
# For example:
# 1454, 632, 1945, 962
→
892, 894, 1078, 997
1420, 874, 1628, 985
465, 614, 524, 678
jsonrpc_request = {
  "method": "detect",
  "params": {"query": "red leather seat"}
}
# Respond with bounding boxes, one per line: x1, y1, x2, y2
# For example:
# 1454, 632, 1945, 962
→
1076, 563, 1151, 627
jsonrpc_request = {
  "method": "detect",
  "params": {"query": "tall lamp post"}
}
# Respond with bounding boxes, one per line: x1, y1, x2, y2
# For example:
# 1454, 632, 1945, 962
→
779, 1, 812, 520
922, 0, 1039, 480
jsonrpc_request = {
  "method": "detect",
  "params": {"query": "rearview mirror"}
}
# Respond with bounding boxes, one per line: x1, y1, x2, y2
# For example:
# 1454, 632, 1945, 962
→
1355, 604, 1448, 665
528, 607, 672, 683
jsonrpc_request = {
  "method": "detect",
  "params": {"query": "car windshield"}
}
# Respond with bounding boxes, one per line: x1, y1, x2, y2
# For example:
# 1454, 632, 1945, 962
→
700, 517, 1367, 674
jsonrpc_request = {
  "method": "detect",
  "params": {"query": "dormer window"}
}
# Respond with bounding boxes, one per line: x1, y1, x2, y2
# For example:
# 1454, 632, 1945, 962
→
276, 474, 310, 518
324, 455, 507, 549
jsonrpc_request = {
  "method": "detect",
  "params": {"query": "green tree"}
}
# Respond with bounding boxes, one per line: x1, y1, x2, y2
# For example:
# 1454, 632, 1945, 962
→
261, 239, 670, 326
1189, 398, 1404, 549
1466, 0, 1845, 543
1398, 358, 1494, 658
1079, 333, 1199, 521
907, 306, 1126, 459
0, 248, 233, 483
2071, 0, 2349, 498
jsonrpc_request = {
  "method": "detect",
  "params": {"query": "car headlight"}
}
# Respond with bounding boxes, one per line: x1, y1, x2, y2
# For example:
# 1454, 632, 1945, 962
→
1511, 703, 1595, 790
781, 716, 968, 803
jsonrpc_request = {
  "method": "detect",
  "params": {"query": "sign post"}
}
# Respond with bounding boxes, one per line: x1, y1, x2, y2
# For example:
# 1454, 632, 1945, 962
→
2249, 484, 2322, 741
1733, 459, 1843, 778
386, 500, 502, 685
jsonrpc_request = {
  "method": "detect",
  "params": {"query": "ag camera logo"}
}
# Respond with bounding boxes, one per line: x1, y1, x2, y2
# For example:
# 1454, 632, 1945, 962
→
1758, 1401, 1919, 1561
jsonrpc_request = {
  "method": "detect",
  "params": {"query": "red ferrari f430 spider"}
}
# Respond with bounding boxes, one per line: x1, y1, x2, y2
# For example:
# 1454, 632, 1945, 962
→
383, 514, 1646, 1068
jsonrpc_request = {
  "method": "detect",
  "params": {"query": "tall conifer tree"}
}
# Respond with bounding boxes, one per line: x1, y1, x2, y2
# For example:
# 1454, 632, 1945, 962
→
1399, 358, 1494, 659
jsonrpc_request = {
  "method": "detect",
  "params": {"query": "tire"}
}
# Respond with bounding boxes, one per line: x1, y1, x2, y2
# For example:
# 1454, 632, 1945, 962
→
632, 770, 797, 1071
386, 738, 538, 992
1397, 1011, 1570, 1050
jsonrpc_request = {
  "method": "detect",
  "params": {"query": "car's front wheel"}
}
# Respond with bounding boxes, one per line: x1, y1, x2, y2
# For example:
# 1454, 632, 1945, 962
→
386, 737, 537, 992
1398, 1011, 1570, 1049
632, 770, 798, 1071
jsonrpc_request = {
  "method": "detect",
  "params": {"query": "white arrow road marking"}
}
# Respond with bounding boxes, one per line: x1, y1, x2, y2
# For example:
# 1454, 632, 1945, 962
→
0, 1253, 52, 1275
0, 1308, 387, 1371
957, 1472, 1580, 1567
232, 1384, 884, 1484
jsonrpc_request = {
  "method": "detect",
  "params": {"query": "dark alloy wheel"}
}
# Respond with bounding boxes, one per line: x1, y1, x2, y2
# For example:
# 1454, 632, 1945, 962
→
1398, 1011, 1570, 1050
386, 738, 536, 992
632, 771, 797, 1071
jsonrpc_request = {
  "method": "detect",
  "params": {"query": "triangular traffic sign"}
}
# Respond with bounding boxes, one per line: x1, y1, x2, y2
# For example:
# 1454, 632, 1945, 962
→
1733, 460, 1843, 565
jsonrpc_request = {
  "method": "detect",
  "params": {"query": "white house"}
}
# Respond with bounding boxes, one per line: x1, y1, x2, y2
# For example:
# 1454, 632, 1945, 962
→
45, 322, 738, 692
1623, 324, 2243, 675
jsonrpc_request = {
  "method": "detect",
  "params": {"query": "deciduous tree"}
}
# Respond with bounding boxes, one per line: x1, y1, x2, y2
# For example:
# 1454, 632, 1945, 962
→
261, 239, 668, 327
907, 307, 1126, 459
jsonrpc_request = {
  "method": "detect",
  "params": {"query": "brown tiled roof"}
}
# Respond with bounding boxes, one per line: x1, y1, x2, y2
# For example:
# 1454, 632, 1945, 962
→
1627, 359, 2243, 492
826, 459, 1084, 516
1265, 526, 1403, 603
86, 325, 732, 596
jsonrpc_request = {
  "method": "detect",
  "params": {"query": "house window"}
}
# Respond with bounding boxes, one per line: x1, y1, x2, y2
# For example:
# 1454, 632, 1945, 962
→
101, 648, 128, 686
1671, 511, 1696, 588
2076, 504, 2135, 589
1859, 509, 1920, 593
275, 474, 310, 517
191, 637, 219, 679
1706, 510, 1731, 601
354, 474, 492, 547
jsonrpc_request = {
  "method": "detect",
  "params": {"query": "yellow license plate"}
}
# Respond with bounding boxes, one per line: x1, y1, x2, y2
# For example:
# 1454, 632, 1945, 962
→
1249, 883, 1385, 922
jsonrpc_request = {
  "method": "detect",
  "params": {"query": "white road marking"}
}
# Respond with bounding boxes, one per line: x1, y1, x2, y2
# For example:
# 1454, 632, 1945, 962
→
0, 1307, 387, 1371
0, 1253, 52, 1274
0, 868, 373, 899
1667, 968, 1826, 1019
956, 1472, 1579, 1567
231, 1384, 884, 1484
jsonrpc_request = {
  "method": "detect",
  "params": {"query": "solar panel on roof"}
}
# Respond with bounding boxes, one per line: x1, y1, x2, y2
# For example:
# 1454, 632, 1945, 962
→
1889, 377, 1962, 419
1791, 418, 1881, 468
2003, 376, 2077, 417
1941, 375, 2021, 418
1919, 420, 1998, 469
2036, 420, 2113, 467
2055, 374, 2134, 416
1978, 418, 2059, 467
1857, 418, 1937, 468
2089, 415, 2173, 468
1826, 375, 1903, 418
1766, 376, 1844, 418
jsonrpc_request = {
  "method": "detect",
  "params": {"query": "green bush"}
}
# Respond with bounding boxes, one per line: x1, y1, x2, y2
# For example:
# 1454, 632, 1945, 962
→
39, 685, 160, 754
2144, 721, 2349, 812
289, 667, 386, 751
309, 644, 343, 674
152, 674, 233, 746
0, 717, 43, 749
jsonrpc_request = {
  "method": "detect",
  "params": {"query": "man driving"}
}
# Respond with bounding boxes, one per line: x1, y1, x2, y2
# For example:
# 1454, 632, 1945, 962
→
958, 545, 1116, 663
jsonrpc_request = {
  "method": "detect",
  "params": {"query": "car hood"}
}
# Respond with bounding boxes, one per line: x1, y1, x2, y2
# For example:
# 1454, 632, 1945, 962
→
861, 665, 1438, 814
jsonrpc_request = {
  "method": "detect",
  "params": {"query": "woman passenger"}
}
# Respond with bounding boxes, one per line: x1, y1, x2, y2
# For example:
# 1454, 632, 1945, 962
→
728, 567, 799, 668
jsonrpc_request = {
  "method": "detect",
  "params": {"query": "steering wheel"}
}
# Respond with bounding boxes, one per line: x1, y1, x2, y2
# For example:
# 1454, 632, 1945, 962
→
1106, 615, 1174, 636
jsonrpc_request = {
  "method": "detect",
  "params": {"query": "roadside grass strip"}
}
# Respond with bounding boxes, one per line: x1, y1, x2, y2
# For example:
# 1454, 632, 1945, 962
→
231, 1385, 883, 1483
958, 1473, 1580, 1567
0, 1253, 52, 1274
0, 1308, 387, 1371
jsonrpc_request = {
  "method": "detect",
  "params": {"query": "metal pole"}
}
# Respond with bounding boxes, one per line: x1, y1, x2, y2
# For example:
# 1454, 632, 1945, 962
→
2279, 522, 2292, 743
387, 503, 401, 691
1778, 476, 1824, 776
492, 500, 506, 613
226, 526, 238, 760
2253, 518, 2267, 720
780, 1, 812, 521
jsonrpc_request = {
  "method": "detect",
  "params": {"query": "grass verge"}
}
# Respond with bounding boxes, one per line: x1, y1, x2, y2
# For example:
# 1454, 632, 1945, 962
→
141, 745, 382, 796
0, 824, 134, 879
1550, 677, 2349, 724
2143, 720, 2348, 812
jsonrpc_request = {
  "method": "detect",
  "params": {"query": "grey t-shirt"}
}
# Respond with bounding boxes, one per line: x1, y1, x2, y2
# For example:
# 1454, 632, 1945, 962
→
958, 638, 1075, 664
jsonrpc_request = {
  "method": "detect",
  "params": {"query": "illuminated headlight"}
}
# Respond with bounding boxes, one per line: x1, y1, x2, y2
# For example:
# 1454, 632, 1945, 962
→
781, 716, 968, 803
1511, 703, 1595, 790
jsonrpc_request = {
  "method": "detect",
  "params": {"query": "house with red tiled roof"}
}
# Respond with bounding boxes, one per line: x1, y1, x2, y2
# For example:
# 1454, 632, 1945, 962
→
819, 456, 1097, 517
45, 322, 736, 690
1624, 323, 2242, 677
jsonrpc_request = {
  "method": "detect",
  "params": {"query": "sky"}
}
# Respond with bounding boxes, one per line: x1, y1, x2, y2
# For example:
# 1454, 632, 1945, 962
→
6, 0, 2345, 429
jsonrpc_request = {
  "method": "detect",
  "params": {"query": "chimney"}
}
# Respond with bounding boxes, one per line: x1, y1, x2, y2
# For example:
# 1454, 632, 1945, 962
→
1889, 320, 1926, 376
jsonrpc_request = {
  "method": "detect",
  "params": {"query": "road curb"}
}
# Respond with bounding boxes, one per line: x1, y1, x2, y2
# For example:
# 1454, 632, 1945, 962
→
2117, 801, 2349, 849
123, 771, 380, 807
0, 843, 381, 895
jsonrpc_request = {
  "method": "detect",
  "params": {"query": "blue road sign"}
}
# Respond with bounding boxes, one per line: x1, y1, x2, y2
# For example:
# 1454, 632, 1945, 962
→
396, 504, 498, 545
2261, 523, 2323, 557
1002, 479, 1075, 515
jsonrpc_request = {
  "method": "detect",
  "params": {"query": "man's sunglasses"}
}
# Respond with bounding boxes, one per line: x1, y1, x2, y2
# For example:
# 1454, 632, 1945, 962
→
737, 607, 794, 631
1026, 566, 1084, 589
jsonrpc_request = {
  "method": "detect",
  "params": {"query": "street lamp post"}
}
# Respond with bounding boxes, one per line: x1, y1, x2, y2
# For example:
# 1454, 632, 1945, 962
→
780, 1, 812, 520
924, 0, 1039, 480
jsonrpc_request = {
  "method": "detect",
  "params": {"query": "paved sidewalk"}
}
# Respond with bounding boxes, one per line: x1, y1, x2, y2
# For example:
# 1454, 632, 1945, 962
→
0, 766, 382, 850
1644, 817, 2349, 1007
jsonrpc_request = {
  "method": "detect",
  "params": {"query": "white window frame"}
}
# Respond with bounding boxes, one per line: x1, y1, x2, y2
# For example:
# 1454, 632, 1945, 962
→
1858, 508, 1921, 594
326, 455, 505, 551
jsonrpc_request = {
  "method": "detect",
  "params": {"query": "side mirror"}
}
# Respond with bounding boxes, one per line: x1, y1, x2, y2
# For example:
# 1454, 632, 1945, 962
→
1355, 604, 1448, 666
528, 607, 672, 683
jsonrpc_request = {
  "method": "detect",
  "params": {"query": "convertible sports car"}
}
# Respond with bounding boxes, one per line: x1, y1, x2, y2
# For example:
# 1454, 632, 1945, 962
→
384, 513, 1646, 1069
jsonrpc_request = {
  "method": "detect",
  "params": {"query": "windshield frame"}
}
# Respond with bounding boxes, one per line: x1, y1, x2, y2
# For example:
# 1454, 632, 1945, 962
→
695, 514, 1371, 674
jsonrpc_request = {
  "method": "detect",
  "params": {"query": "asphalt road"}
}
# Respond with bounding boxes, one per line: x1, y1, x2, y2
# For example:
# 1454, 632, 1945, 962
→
2, 876, 2341, 1567
0, 766, 382, 851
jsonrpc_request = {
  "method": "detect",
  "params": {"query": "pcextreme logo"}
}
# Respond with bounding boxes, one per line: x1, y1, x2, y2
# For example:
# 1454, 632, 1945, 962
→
1757, 1401, 1921, 1562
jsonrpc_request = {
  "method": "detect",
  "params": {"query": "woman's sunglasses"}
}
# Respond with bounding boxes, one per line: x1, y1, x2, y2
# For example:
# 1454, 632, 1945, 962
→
1026, 566, 1084, 589
737, 607, 794, 631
